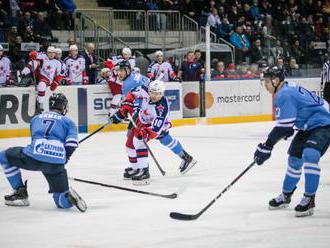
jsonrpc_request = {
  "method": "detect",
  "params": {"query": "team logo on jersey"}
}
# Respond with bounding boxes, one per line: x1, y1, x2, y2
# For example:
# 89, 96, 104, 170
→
34, 139, 65, 159
157, 104, 165, 115
275, 107, 280, 118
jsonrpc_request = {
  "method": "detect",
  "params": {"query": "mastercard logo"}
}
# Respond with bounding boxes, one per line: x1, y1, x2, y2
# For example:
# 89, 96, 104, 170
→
184, 92, 214, 109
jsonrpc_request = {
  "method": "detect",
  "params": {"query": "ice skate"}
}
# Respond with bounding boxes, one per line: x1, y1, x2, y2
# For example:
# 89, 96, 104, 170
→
68, 187, 87, 212
123, 167, 140, 180
269, 188, 296, 209
5, 182, 30, 207
295, 195, 315, 217
132, 168, 150, 185
179, 150, 197, 174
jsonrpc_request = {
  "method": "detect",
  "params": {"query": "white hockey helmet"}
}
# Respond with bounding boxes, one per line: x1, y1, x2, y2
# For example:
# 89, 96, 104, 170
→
69, 44, 78, 51
149, 80, 165, 96
122, 47, 132, 57
47, 46, 56, 53
101, 67, 110, 76
55, 48, 62, 55
155, 50, 163, 57
0, 44, 3, 50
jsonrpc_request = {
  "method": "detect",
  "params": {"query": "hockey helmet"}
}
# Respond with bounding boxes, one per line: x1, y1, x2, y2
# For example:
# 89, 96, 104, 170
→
49, 93, 68, 115
149, 80, 165, 96
155, 50, 163, 57
69, 44, 78, 51
261, 65, 285, 82
47, 46, 56, 53
122, 47, 132, 57
0, 44, 3, 50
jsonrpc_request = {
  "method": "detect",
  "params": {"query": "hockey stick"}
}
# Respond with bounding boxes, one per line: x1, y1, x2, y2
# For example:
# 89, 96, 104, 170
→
79, 120, 112, 144
169, 161, 256, 220
69, 177, 177, 199
126, 113, 166, 176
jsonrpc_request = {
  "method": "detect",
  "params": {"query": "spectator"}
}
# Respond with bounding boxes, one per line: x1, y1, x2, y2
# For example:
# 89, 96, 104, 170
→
82, 43, 98, 84
291, 40, 304, 64
251, 39, 265, 63
216, 17, 232, 40
18, 11, 33, 33
194, 49, 204, 67
239, 62, 255, 79
9, 35, 24, 65
180, 0, 196, 20
230, 25, 251, 63
7, 25, 18, 45
33, 12, 53, 42
211, 61, 226, 80
287, 57, 301, 77
177, 51, 203, 82
67, 37, 76, 46
21, 25, 35, 42
271, 40, 284, 61
249, 63, 260, 78
207, 8, 221, 29
225, 63, 240, 79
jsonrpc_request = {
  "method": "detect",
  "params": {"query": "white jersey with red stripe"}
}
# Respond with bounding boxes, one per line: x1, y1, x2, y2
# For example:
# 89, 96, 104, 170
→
149, 61, 175, 82
22, 53, 62, 85
126, 85, 171, 137
112, 55, 136, 69
0, 56, 11, 85
64, 55, 88, 85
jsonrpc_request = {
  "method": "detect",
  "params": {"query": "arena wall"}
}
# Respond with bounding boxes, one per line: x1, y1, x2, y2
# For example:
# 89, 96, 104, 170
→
0, 78, 321, 138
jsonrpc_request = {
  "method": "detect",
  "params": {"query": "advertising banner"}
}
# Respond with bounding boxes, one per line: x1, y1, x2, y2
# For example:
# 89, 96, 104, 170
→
205, 80, 272, 117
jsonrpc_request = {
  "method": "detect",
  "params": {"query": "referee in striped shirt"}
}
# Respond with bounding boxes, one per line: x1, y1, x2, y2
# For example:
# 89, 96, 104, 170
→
321, 55, 330, 104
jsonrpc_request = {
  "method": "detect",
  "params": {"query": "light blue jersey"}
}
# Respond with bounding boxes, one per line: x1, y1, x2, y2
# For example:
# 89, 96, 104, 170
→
122, 72, 150, 96
275, 82, 330, 130
23, 111, 79, 164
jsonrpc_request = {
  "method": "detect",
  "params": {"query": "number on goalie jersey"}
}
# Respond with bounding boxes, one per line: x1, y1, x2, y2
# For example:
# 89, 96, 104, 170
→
23, 111, 78, 165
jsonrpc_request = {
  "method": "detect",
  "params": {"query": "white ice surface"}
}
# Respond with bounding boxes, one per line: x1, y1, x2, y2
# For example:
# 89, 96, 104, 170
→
0, 122, 330, 248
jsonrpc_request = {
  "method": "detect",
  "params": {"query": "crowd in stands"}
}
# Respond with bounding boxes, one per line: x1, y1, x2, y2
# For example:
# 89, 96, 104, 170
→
98, 0, 330, 70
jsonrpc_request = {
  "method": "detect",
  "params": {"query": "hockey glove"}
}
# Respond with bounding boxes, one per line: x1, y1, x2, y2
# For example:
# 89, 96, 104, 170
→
50, 81, 59, 91
120, 101, 134, 117
254, 143, 273, 165
29, 51, 37, 60
109, 111, 125, 124
137, 127, 157, 141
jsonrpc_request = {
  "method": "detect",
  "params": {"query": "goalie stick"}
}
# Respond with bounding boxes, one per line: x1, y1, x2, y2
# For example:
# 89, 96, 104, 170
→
169, 161, 256, 220
126, 113, 166, 176
69, 177, 177, 199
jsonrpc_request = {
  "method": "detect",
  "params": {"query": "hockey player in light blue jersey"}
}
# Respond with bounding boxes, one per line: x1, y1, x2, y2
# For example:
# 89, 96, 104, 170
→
0, 93, 87, 212
254, 65, 330, 217
115, 61, 197, 176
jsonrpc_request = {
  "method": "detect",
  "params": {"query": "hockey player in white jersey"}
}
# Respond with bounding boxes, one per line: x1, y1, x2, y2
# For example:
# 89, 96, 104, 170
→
109, 62, 197, 176
111, 47, 136, 69
147, 50, 178, 82
96, 68, 111, 85
64, 45, 88, 85
22, 46, 63, 113
0, 44, 14, 87
109, 80, 171, 185
55, 48, 66, 78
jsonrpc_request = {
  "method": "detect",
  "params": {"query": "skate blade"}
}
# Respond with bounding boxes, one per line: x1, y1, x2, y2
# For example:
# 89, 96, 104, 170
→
132, 179, 150, 186
180, 159, 197, 175
69, 188, 87, 212
295, 208, 314, 217
268, 204, 289, 210
5, 199, 30, 207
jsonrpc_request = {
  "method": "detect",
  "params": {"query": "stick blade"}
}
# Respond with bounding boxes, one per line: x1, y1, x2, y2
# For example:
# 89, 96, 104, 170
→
166, 193, 178, 199
169, 212, 198, 221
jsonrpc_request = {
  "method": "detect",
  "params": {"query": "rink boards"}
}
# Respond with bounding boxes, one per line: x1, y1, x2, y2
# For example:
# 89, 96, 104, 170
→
0, 78, 321, 138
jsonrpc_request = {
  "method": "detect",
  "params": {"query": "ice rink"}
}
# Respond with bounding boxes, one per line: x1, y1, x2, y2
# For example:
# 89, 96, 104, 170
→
0, 121, 330, 248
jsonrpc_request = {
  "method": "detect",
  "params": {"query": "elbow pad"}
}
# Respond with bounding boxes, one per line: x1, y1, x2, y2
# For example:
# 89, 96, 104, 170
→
266, 126, 294, 147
